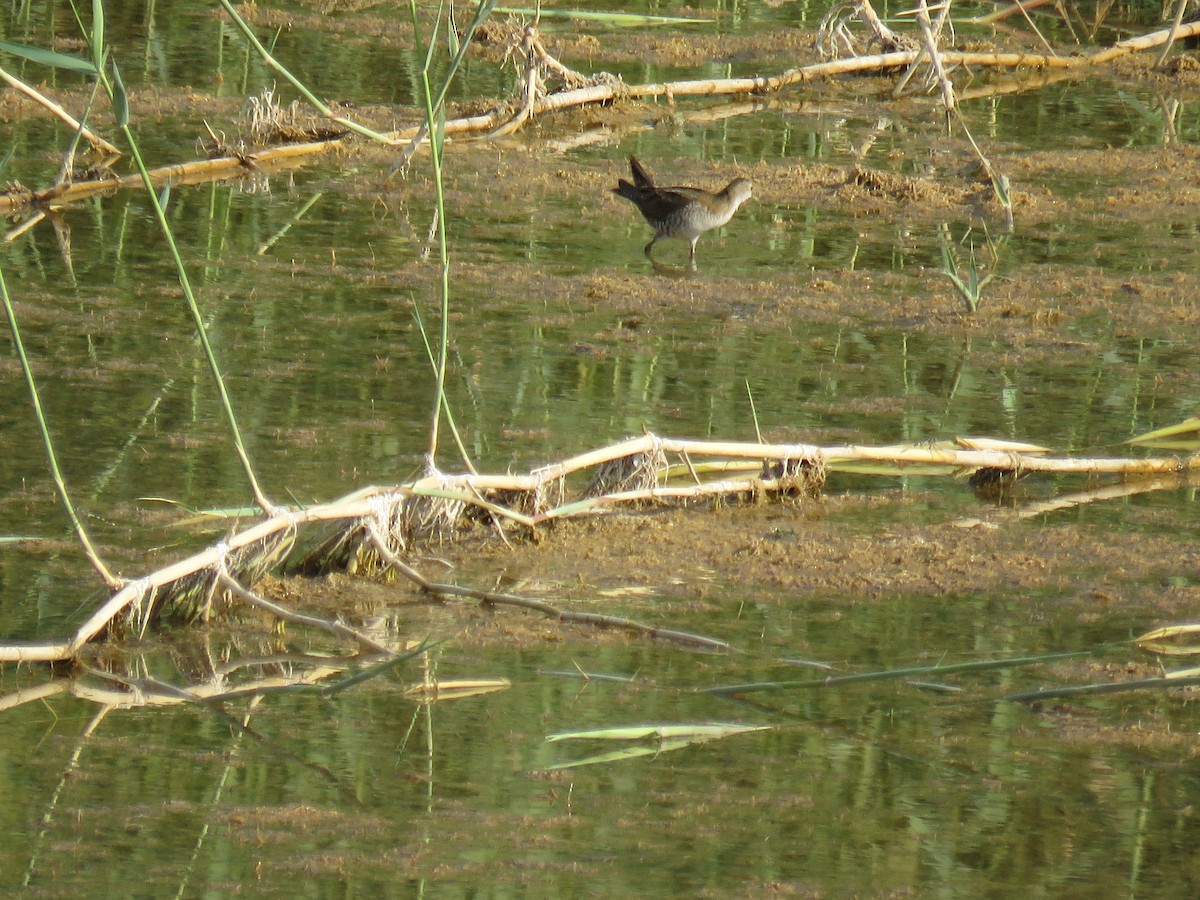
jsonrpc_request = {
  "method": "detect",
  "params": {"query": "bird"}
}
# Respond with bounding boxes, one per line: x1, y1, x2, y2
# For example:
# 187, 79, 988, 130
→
612, 155, 753, 265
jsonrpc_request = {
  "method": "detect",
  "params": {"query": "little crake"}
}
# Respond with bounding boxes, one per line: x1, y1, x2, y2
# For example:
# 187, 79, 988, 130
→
613, 156, 753, 264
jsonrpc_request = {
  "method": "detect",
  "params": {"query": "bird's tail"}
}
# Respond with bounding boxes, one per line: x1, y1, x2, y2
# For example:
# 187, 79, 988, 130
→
627, 155, 655, 189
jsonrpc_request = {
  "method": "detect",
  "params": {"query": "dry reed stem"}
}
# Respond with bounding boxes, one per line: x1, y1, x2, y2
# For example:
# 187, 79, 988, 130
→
912, 0, 957, 112
65, 667, 344, 708
488, 24, 541, 137
8, 21, 1200, 215
0, 67, 121, 155
2, 433, 1195, 663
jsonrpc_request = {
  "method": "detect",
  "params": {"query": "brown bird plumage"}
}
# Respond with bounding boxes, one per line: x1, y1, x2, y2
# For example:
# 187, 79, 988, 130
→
613, 155, 753, 263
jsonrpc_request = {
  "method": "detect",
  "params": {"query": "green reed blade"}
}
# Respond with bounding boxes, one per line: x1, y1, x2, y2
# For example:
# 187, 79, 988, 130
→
110, 59, 128, 126
1002, 673, 1200, 703
87, 39, 275, 513
547, 723, 773, 742
1127, 416, 1200, 445
215, 0, 397, 145
0, 41, 98, 74
0, 268, 119, 587
705, 648, 1110, 695
322, 639, 441, 697
91, 0, 105, 72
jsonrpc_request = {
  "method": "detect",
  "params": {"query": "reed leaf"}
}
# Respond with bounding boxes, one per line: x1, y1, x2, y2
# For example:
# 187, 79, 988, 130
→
547, 723, 773, 742
537, 669, 638, 683
110, 60, 128, 127
545, 723, 773, 770
1127, 416, 1200, 445
321, 640, 439, 697
403, 678, 511, 702
91, 0, 105, 73
0, 40, 98, 74
1124, 439, 1200, 451
1002, 673, 1200, 702
705, 649, 1104, 695
545, 744, 672, 769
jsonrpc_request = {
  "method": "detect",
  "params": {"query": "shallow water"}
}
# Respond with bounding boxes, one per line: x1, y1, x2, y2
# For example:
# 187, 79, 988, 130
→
3, 0, 1200, 896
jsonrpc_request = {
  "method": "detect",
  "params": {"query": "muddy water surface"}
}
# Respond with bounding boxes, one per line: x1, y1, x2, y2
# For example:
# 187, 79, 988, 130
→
3, 0, 1200, 896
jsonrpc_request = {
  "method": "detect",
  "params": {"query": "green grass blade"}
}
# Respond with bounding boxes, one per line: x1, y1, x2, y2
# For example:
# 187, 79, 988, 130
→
545, 744, 664, 769
545, 723, 773, 770
1134, 623, 1200, 656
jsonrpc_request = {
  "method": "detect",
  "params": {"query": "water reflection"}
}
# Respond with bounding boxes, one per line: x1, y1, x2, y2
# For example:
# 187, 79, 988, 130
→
4, 603, 1199, 896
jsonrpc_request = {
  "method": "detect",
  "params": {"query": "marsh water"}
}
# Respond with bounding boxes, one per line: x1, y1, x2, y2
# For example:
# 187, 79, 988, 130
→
3, 0, 1200, 896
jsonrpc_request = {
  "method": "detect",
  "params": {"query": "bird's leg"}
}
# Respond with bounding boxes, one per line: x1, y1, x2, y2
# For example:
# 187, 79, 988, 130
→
644, 239, 657, 259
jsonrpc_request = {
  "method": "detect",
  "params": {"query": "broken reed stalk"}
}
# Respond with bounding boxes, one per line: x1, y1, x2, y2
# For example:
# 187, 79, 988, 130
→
488, 24, 540, 138
0, 267, 120, 588
8, 20, 1200, 216
912, 0, 957, 114
1156, 0, 1192, 67
0, 64, 120, 155
2, 431, 1196, 665
849, 0, 916, 51
0, 661, 362, 715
